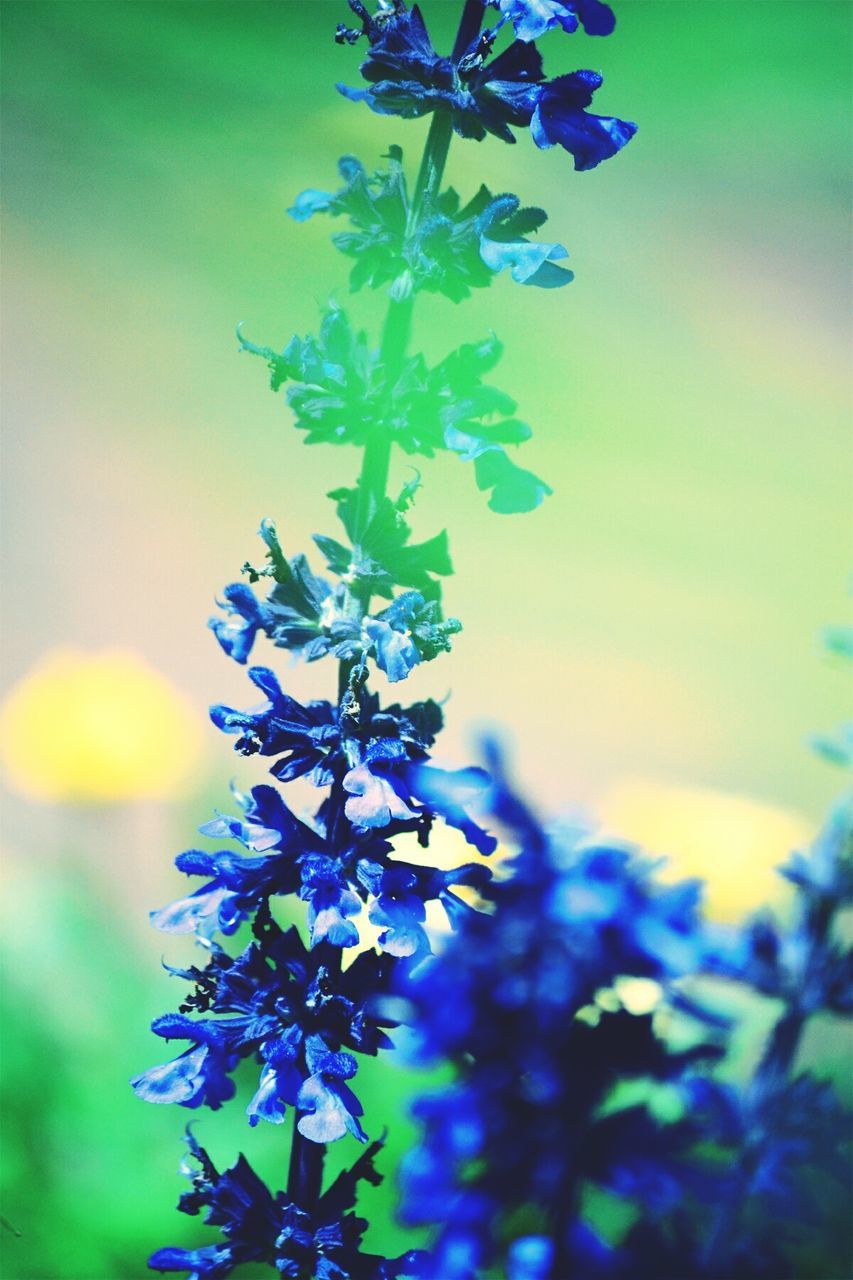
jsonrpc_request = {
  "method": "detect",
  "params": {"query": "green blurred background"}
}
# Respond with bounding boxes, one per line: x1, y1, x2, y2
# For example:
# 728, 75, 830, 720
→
1, 1, 850, 1276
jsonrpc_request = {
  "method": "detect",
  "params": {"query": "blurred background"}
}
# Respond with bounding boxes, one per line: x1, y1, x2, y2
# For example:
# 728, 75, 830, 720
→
1, 1, 850, 1275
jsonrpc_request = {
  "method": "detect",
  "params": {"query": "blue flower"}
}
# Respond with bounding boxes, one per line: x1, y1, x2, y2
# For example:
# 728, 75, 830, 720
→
246, 1027, 303, 1126
366, 863, 430, 957
337, 2, 635, 169
493, 0, 579, 41
136, 912, 403, 1142
338, 6, 543, 143
198, 782, 311, 852
365, 590, 462, 682
210, 666, 340, 784
492, 0, 615, 42
131, 1017, 237, 1111
344, 755, 420, 828
299, 853, 362, 947
480, 224, 571, 287
358, 857, 492, 956
531, 70, 637, 170
208, 583, 271, 664
400, 744, 725, 1278
150, 786, 321, 940
149, 1245, 235, 1280
210, 522, 363, 667
296, 1034, 368, 1143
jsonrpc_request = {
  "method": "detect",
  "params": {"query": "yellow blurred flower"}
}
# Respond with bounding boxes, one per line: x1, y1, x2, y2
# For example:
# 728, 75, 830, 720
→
0, 649, 205, 804
600, 778, 812, 922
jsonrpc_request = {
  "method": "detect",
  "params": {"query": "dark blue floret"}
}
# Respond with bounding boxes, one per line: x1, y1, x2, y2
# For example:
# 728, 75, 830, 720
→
149, 785, 323, 940
211, 666, 340, 783
366, 863, 430, 957
530, 70, 637, 170
208, 583, 271, 664
149, 1244, 235, 1280
211, 521, 363, 667
135, 913, 401, 1140
571, 0, 616, 35
148, 1129, 424, 1278
338, 10, 544, 145
296, 1033, 368, 1143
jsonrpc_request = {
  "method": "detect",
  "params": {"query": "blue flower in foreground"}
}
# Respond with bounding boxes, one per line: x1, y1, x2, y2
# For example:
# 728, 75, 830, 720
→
211, 665, 496, 850
135, 916, 400, 1139
366, 863, 430, 957
210, 525, 362, 668
400, 743, 728, 1280
150, 785, 320, 940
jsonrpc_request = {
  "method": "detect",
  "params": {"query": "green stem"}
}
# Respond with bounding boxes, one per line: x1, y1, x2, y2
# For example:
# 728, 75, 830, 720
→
408, 109, 454, 230
354, 107, 454, 547
288, 13, 470, 1223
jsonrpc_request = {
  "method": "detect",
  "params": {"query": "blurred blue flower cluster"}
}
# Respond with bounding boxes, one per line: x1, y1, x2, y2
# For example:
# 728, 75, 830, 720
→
399, 745, 853, 1278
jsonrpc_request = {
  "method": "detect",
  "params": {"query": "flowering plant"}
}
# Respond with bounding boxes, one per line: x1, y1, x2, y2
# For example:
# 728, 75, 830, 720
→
133, 3, 850, 1278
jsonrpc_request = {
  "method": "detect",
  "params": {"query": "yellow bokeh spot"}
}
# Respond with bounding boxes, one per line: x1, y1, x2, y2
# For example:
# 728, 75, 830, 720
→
0, 648, 206, 804
599, 778, 812, 922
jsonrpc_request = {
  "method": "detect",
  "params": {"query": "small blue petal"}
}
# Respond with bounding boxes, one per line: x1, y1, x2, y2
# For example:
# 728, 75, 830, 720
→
479, 234, 571, 286
343, 764, 418, 828
131, 1045, 210, 1106
288, 188, 335, 222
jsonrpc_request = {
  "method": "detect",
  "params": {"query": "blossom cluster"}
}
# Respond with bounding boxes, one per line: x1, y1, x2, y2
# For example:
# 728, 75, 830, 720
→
337, 0, 635, 171
149, 1129, 425, 1279
400, 747, 853, 1278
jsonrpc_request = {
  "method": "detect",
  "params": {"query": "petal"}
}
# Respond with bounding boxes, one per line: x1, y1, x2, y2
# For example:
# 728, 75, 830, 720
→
149, 885, 233, 937
288, 188, 335, 221
246, 1064, 288, 1126
343, 764, 417, 828
131, 1045, 209, 1106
